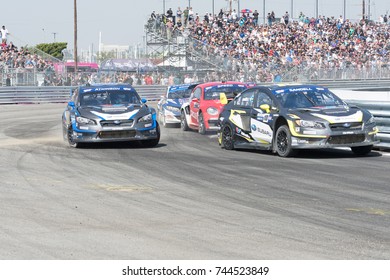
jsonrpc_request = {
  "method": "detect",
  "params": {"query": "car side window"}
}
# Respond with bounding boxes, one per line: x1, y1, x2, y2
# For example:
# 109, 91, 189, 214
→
256, 91, 273, 107
193, 88, 202, 100
235, 90, 255, 107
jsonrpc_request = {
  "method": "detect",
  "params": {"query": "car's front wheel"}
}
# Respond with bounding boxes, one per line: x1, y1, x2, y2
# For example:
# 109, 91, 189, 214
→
198, 112, 206, 135
351, 145, 373, 156
140, 123, 160, 147
181, 110, 189, 131
221, 124, 234, 150
274, 125, 295, 157
67, 126, 81, 148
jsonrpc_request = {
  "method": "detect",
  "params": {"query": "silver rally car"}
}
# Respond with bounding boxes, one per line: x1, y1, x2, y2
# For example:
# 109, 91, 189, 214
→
62, 83, 160, 148
218, 84, 379, 157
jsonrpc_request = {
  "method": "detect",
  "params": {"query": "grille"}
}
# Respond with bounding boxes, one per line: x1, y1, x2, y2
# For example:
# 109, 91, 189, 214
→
329, 122, 362, 131
98, 130, 136, 139
100, 120, 134, 127
327, 134, 365, 144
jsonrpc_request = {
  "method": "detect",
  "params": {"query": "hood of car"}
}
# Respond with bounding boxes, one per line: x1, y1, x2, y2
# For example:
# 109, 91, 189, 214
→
288, 105, 364, 123
78, 104, 147, 120
166, 98, 188, 107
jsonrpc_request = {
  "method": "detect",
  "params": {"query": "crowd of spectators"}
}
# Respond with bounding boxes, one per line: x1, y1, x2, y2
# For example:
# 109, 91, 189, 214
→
2, 6, 390, 87
149, 6, 390, 83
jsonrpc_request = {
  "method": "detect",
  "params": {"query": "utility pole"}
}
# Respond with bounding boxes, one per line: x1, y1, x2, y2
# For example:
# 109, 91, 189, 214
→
362, 0, 366, 20
263, 0, 266, 24
343, 0, 346, 20
291, 0, 294, 20
52, 32, 57, 42
74, 0, 78, 73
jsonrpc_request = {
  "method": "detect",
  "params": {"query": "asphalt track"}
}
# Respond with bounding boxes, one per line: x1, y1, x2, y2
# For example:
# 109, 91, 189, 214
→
0, 103, 389, 260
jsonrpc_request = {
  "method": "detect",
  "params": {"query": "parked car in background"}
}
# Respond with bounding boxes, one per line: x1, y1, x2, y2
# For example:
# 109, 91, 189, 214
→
180, 81, 248, 134
62, 83, 160, 148
157, 83, 198, 127
218, 84, 378, 157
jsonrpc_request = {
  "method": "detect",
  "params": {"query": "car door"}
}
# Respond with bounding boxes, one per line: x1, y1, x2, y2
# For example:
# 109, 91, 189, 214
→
229, 89, 257, 132
250, 90, 275, 146
189, 87, 201, 126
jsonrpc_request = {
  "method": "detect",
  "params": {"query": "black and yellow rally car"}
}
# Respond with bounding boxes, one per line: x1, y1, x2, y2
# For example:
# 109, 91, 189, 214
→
218, 84, 378, 157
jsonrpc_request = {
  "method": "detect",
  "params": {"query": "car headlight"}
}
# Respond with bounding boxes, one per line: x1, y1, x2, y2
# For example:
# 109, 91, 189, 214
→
76, 116, 96, 125
165, 105, 180, 112
207, 107, 219, 116
138, 113, 152, 123
295, 120, 326, 129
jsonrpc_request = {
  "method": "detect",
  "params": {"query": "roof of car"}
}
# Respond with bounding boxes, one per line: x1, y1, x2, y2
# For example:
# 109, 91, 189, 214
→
253, 83, 328, 93
78, 83, 135, 94
196, 81, 247, 87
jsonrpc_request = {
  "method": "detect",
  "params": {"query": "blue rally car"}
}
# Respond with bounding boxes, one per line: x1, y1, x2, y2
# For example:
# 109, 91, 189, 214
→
157, 83, 198, 127
62, 83, 160, 148
218, 84, 379, 157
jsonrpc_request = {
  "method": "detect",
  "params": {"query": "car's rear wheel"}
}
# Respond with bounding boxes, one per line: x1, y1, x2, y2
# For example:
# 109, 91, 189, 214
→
351, 145, 373, 156
140, 123, 160, 147
181, 110, 189, 131
198, 112, 206, 135
275, 125, 295, 157
67, 126, 81, 148
222, 124, 234, 150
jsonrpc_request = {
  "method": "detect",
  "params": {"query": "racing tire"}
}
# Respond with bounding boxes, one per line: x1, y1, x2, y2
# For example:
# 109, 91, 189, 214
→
198, 112, 206, 135
181, 110, 189, 131
140, 123, 160, 148
351, 145, 373, 156
221, 124, 235, 150
67, 126, 82, 148
275, 125, 295, 157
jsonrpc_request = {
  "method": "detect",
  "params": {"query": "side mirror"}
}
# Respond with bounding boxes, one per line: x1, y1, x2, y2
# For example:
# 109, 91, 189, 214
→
141, 98, 147, 104
68, 101, 75, 107
220, 92, 228, 105
191, 97, 198, 102
259, 104, 271, 113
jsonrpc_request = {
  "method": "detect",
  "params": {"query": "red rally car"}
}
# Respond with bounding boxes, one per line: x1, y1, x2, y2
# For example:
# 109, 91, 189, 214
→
180, 81, 248, 134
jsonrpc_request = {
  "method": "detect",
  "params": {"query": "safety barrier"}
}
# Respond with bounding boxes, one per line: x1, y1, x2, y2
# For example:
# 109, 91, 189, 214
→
1, 85, 389, 149
0, 85, 166, 104
345, 100, 390, 149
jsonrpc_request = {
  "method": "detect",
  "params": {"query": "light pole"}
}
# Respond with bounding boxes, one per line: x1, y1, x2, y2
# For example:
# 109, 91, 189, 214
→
74, 0, 78, 73
343, 0, 346, 19
52, 32, 58, 42
263, 0, 266, 24
163, 0, 165, 14
316, 0, 319, 18
291, 0, 294, 20
212, 0, 214, 16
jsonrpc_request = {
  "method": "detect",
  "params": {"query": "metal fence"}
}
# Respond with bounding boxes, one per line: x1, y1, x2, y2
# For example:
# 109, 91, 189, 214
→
0, 85, 389, 149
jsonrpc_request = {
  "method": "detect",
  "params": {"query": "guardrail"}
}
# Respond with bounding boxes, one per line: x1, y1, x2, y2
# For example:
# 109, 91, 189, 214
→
0, 86, 166, 104
345, 100, 390, 149
1, 85, 389, 149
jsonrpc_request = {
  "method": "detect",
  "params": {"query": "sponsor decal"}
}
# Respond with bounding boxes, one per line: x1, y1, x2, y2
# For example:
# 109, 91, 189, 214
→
288, 87, 313, 92
251, 124, 257, 131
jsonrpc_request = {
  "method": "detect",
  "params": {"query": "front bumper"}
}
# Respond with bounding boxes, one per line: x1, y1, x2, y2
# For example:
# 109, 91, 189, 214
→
71, 122, 159, 143
163, 111, 181, 124
290, 132, 378, 149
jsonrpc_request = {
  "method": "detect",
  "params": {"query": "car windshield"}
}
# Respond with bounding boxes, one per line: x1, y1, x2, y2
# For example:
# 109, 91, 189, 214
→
204, 85, 246, 100
167, 88, 192, 99
80, 90, 140, 106
275, 88, 345, 109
